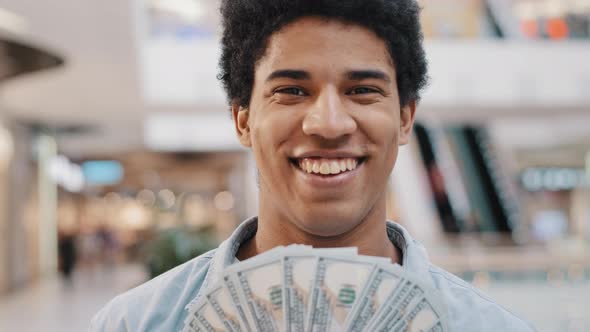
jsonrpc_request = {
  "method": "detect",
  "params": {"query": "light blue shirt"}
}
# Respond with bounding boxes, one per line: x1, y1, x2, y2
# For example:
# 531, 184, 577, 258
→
90, 217, 535, 331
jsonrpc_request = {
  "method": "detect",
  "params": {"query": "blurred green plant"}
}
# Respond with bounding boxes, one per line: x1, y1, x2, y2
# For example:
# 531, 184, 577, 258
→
144, 226, 217, 278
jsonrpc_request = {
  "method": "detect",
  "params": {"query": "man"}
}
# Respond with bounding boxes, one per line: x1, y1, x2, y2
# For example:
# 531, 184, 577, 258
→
91, 0, 534, 330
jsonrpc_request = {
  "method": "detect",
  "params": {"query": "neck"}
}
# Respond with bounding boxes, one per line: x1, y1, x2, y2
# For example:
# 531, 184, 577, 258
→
237, 193, 400, 264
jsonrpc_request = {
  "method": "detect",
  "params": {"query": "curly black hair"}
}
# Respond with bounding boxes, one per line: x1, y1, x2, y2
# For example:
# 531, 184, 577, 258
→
218, 0, 428, 108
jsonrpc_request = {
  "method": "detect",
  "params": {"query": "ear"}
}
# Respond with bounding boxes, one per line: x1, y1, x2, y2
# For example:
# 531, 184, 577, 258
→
232, 103, 252, 147
399, 100, 417, 146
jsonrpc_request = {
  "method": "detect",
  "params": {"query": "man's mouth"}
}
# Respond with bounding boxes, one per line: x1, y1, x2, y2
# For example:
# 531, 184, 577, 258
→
290, 157, 366, 175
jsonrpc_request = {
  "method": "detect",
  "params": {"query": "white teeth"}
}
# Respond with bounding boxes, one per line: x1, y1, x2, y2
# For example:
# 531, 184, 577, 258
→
330, 161, 340, 174
312, 162, 320, 173
297, 158, 360, 175
339, 160, 347, 172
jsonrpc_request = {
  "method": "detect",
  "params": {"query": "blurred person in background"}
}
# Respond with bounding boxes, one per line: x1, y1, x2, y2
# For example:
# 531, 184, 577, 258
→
90, 0, 535, 331
58, 228, 78, 285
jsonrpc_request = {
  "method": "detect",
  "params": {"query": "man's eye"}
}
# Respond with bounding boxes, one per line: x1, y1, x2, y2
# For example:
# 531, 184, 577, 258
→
348, 87, 379, 95
275, 87, 307, 96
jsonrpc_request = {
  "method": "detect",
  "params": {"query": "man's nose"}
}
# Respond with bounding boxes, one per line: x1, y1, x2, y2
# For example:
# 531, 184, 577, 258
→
302, 87, 357, 139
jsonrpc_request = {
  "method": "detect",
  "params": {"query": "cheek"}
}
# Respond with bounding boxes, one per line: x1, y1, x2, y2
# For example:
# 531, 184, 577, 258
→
251, 113, 296, 167
362, 111, 400, 151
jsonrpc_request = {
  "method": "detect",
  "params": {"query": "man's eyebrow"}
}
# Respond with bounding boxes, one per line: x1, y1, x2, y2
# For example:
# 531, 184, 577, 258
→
266, 69, 311, 82
345, 70, 391, 83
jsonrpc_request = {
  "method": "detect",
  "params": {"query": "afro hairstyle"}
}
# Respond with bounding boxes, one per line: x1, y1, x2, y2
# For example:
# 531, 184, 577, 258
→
218, 0, 428, 108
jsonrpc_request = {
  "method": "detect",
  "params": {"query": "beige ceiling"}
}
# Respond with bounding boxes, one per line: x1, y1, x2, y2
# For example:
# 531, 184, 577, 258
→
0, 0, 211, 157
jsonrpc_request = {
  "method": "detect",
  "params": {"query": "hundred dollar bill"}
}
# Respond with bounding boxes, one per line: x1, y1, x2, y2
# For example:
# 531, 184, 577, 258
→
205, 282, 247, 332
225, 251, 286, 331
282, 248, 357, 332
390, 297, 443, 332
182, 315, 204, 332
191, 299, 227, 332
344, 264, 405, 332
306, 256, 386, 332
364, 278, 415, 331
221, 246, 289, 331
425, 321, 445, 332
182, 318, 204, 332
222, 271, 256, 332
371, 283, 426, 332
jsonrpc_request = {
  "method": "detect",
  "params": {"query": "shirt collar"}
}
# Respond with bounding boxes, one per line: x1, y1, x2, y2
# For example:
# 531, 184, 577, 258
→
199, 216, 434, 302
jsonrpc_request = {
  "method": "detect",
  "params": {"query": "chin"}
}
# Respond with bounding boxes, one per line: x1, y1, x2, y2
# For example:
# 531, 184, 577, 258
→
296, 210, 363, 238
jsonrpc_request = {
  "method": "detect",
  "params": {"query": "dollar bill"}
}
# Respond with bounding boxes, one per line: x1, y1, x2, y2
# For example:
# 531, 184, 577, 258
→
185, 246, 449, 332
206, 283, 247, 332
371, 283, 426, 332
364, 278, 415, 331
224, 249, 287, 332
220, 246, 290, 331
183, 315, 204, 332
222, 271, 256, 332
390, 297, 443, 332
191, 299, 227, 332
241, 259, 285, 331
306, 256, 383, 332
182, 318, 204, 332
344, 264, 405, 332
283, 254, 317, 332
282, 248, 357, 332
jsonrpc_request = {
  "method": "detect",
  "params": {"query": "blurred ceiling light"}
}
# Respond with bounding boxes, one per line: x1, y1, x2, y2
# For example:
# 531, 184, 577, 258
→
63, 164, 85, 192
214, 191, 234, 211
0, 7, 28, 34
120, 202, 150, 229
158, 189, 176, 209
137, 189, 156, 206
0, 123, 14, 171
184, 194, 207, 226
151, 0, 204, 21
48, 155, 85, 192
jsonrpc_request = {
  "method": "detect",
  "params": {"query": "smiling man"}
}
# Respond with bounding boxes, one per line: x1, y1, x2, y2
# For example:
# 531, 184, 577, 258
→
90, 1, 534, 331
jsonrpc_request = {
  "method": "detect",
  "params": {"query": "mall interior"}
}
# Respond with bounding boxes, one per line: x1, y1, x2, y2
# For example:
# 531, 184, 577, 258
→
0, 0, 588, 331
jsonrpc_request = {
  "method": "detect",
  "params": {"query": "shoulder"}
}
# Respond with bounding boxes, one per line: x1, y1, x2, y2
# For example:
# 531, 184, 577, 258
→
89, 249, 216, 332
428, 264, 536, 331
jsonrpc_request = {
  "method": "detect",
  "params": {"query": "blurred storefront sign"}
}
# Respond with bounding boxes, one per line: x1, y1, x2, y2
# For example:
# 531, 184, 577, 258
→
511, 0, 590, 39
135, 0, 224, 106
81, 160, 124, 186
521, 167, 588, 192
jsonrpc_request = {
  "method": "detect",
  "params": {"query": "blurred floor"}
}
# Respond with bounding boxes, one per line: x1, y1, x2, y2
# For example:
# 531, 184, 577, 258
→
0, 264, 148, 332
485, 281, 590, 332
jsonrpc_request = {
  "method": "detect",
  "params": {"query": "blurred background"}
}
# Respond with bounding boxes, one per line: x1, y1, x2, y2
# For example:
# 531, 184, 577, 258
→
0, 0, 588, 331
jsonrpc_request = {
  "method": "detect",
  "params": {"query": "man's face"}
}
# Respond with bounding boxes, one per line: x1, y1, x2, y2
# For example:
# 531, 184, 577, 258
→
234, 17, 415, 237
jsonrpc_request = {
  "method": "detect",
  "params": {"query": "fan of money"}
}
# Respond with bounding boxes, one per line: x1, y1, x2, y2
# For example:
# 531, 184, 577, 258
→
184, 245, 448, 332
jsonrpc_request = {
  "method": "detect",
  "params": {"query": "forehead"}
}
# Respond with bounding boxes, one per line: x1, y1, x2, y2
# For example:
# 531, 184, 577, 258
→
256, 17, 394, 76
